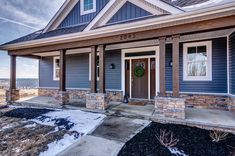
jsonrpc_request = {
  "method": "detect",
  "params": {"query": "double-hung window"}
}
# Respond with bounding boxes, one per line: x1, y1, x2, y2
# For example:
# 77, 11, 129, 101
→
81, 0, 96, 15
53, 57, 60, 81
183, 41, 212, 81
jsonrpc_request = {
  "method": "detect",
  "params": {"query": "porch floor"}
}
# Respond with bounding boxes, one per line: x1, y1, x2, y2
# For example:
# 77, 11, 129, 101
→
15, 96, 235, 133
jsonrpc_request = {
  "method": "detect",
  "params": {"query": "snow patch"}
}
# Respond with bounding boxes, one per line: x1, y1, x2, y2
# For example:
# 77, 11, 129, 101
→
30, 110, 106, 156
24, 123, 37, 128
168, 147, 188, 156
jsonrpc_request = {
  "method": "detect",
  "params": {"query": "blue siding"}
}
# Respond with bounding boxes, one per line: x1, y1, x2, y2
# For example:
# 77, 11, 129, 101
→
229, 32, 235, 94
59, 0, 110, 28
39, 51, 121, 90
107, 1, 152, 24
166, 38, 228, 93
166, 44, 173, 91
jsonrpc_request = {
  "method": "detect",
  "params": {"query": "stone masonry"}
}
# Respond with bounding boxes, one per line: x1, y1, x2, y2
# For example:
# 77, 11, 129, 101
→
5, 89, 20, 103
155, 96, 186, 119
38, 88, 123, 102
229, 97, 235, 112
86, 93, 108, 110
54, 91, 70, 105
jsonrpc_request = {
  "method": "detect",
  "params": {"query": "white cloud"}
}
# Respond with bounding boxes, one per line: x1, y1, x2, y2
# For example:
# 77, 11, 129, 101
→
0, 17, 38, 30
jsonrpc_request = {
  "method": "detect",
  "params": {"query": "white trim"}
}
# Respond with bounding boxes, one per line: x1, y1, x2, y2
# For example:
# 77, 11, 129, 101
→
121, 46, 159, 100
53, 56, 60, 81
80, 0, 96, 15
227, 35, 230, 94
43, 0, 79, 33
183, 41, 212, 81
2, 2, 235, 50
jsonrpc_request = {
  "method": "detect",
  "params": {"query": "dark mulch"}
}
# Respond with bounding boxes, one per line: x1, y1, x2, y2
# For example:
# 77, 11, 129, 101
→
118, 122, 235, 156
3, 108, 54, 119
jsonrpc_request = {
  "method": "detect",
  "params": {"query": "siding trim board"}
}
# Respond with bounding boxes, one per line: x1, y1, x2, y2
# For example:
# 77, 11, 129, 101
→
229, 32, 235, 95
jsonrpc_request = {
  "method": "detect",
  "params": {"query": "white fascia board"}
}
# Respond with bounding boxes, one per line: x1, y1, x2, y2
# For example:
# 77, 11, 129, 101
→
43, 0, 79, 33
145, 0, 184, 14
2, 2, 235, 50
84, 0, 124, 31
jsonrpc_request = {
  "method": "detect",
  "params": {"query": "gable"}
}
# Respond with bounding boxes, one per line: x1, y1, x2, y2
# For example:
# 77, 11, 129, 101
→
58, 0, 110, 28
107, 1, 152, 24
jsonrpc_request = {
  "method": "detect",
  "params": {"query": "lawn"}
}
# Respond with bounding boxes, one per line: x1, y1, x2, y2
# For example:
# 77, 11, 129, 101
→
0, 107, 106, 156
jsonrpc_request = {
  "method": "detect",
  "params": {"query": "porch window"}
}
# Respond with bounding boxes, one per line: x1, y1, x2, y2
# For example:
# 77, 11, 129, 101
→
89, 53, 99, 81
53, 57, 60, 81
81, 0, 96, 15
183, 41, 212, 81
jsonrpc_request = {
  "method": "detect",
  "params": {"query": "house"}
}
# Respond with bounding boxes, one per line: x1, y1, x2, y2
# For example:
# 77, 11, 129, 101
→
1, 0, 235, 120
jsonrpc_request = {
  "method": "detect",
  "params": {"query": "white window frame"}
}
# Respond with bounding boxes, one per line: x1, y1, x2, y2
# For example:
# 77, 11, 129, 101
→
80, 0, 96, 15
183, 41, 212, 81
89, 53, 99, 81
53, 56, 60, 81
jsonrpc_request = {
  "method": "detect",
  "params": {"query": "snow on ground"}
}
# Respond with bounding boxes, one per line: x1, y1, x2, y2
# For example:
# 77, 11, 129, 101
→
168, 147, 188, 156
30, 110, 106, 156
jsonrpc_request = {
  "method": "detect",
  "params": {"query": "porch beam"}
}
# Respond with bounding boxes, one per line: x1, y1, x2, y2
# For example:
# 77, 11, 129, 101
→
10, 55, 16, 90
99, 45, 106, 93
159, 37, 166, 96
91, 46, 97, 93
172, 35, 180, 97
59, 49, 66, 92
9, 15, 235, 55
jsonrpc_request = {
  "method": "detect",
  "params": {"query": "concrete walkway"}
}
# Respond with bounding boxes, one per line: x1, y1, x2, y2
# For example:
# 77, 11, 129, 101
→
57, 116, 150, 156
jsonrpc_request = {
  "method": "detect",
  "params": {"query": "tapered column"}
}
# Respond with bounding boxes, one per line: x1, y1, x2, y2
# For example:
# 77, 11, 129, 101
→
91, 46, 97, 93
159, 37, 166, 96
10, 55, 16, 90
99, 45, 106, 93
172, 35, 180, 97
59, 49, 66, 92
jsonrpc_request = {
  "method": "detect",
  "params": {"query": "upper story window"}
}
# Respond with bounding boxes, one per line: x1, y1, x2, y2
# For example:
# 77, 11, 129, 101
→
81, 0, 96, 15
53, 57, 60, 81
183, 41, 212, 81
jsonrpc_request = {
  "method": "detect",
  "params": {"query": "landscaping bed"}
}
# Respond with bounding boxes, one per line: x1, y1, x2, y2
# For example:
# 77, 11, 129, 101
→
0, 107, 105, 156
118, 122, 235, 156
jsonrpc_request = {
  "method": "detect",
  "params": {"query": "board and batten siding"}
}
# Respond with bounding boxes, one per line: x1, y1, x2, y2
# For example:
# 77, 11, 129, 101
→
59, 0, 110, 28
107, 1, 152, 24
229, 32, 235, 95
166, 37, 228, 93
39, 51, 121, 90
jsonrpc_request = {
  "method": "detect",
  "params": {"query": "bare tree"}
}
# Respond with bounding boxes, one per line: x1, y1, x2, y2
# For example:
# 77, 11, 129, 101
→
156, 129, 179, 148
209, 130, 229, 142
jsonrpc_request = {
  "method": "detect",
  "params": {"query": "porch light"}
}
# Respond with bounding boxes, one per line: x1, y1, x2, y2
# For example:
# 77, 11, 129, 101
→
109, 63, 115, 69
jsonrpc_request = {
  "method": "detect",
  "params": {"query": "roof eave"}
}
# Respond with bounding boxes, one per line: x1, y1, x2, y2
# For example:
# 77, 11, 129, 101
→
1, 1, 235, 51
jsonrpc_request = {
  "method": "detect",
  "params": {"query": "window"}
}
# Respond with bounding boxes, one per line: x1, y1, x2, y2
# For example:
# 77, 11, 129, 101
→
89, 53, 99, 81
53, 57, 60, 81
183, 41, 212, 81
81, 0, 96, 15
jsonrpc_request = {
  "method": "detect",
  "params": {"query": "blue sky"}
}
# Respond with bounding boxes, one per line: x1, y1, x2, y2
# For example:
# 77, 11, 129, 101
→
0, 0, 65, 78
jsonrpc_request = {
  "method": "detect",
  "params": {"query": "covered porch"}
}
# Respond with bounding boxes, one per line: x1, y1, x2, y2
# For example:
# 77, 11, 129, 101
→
3, 9, 235, 132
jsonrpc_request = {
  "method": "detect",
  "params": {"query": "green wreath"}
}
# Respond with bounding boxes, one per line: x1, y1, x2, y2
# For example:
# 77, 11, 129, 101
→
134, 66, 145, 77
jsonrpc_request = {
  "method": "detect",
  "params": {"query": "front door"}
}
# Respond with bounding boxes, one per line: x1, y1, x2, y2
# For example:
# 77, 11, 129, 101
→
131, 59, 148, 99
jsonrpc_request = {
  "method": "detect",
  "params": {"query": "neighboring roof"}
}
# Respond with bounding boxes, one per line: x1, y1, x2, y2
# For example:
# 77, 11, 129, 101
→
2, 24, 87, 45
163, 0, 210, 7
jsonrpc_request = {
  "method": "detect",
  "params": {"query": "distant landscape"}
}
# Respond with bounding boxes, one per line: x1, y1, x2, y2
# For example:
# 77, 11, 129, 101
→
0, 78, 39, 89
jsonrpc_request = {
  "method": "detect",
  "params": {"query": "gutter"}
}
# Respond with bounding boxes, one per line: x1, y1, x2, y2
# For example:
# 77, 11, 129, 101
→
1, 1, 235, 51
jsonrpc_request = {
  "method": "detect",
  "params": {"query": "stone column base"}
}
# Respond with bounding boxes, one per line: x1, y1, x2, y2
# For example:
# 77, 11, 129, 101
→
54, 91, 70, 105
155, 96, 186, 119
5, 89, 20, 103
86, 93, 108, 110
229, 97, 235, 112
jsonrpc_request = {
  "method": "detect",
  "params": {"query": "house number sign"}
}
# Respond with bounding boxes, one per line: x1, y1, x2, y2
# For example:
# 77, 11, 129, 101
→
119, 33, 136, 41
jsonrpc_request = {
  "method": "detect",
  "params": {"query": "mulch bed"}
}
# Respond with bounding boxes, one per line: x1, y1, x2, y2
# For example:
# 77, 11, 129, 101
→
3, 108, 54, 119
118, 122, 235, 156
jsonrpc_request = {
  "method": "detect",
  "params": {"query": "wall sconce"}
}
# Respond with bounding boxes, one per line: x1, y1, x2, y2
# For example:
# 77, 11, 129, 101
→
169, 59, 173, 67
109, 64, 115, 69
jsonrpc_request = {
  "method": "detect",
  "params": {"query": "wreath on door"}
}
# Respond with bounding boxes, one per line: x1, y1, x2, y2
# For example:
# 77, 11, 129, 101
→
134, 66, 145, 77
